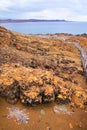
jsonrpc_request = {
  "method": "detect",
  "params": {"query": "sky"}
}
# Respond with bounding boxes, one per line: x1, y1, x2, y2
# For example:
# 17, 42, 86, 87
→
0, 0, 87, 21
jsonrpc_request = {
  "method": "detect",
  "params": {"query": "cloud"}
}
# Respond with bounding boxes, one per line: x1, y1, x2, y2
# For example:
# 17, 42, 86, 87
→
16, 8, 72, 20
0, 0, 87, 21
0, 0, 13, 11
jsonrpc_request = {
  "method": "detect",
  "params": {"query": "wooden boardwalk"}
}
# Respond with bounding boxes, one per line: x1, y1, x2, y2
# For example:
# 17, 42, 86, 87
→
71, 41, 87, 81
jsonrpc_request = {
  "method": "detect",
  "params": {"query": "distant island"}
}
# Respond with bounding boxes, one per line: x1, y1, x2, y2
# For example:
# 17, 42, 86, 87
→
0, 19, 67, 23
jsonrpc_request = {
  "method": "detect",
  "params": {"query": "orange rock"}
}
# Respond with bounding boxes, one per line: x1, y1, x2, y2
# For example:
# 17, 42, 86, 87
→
69, 123, 73, 129
0, 27, 87, 107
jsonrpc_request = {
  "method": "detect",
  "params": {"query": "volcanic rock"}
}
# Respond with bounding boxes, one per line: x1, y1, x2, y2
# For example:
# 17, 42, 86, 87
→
0, 26, 87, 108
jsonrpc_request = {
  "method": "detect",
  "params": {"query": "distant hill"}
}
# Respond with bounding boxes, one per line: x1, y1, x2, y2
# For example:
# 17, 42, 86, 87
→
0, 19, 67, 23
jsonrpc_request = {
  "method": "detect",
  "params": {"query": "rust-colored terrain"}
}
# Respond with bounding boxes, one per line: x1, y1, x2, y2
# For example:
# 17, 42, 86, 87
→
0, 26, 87, 109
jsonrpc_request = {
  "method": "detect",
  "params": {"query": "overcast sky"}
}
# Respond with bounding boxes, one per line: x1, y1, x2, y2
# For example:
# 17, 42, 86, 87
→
0, 0, 87, 21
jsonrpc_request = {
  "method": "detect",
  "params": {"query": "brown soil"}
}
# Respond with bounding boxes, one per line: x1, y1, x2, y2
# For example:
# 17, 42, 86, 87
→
0, 97, 87, 130
0, 26, 87, 130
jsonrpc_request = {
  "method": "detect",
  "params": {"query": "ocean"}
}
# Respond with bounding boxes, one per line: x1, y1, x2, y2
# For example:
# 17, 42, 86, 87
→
0, 21, 87, 34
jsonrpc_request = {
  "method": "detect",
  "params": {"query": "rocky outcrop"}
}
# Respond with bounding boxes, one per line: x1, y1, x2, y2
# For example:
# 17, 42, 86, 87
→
0, 26, 87, 108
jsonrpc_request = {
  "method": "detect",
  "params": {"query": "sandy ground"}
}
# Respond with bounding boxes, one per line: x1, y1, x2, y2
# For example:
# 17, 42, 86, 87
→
0, 97, 87, 130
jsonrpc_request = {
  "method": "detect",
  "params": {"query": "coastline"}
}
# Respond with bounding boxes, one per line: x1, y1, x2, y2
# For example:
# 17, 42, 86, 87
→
0, 19, 67, 23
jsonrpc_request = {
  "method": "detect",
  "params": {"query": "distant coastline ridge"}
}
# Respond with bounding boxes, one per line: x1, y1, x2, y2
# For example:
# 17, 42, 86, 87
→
0, 19, 67, 23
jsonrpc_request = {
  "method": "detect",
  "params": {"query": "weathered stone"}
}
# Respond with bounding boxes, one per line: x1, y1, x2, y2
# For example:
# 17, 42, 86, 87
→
0, 26, 87, 108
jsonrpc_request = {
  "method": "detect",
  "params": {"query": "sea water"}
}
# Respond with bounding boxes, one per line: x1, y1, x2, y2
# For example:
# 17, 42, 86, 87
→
0, 21, 87, 34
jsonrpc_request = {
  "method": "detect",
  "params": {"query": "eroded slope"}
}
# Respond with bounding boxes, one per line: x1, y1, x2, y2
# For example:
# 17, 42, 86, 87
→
0, 26, 87, 108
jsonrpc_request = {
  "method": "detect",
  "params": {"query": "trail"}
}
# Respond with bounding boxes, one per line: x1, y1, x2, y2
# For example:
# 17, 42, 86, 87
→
52, 34, 87, 81
71, 41, 87, 81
